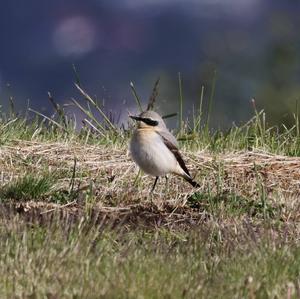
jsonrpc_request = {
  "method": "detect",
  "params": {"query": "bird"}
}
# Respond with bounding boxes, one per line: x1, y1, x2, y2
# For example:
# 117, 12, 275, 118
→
129, 110, 199, 192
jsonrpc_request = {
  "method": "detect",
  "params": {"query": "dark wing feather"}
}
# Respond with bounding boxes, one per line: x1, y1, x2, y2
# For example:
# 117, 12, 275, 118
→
158, 133, 191, 177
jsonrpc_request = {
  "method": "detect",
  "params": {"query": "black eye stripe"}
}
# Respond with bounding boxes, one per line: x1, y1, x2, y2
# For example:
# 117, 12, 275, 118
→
143, 118, 159, 126
130, 115, 159, 126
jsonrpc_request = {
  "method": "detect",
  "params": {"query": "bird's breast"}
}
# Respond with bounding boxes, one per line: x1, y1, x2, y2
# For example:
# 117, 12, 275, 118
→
130, 129, 177, 176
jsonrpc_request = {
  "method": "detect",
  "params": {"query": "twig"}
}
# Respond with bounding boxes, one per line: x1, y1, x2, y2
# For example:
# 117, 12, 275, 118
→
40, 200, 77, 215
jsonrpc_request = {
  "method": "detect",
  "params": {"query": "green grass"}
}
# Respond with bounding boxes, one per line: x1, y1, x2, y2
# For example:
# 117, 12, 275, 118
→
0, 218, 299, 298
1, 79, 300, 298
1, 82, 300, 156
0, 174, 55, 201
187, 191, 282, 219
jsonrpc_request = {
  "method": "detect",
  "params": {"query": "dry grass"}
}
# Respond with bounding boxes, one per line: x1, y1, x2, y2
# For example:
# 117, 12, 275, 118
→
1, 140, 300, 225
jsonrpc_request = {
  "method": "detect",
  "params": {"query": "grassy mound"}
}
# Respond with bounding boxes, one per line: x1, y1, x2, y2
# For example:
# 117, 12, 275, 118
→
1, 82, 300, 297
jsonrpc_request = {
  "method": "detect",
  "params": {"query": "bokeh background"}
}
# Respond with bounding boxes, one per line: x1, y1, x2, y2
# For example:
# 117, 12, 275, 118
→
0, 0, 300, 128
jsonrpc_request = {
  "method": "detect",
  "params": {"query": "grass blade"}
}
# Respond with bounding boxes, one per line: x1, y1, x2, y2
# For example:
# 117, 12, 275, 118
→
130, 81, 143, 113
206, 70, 217, 129
74, 83, 117, 132
146, 77, 160, 111
178, 72, 184, 133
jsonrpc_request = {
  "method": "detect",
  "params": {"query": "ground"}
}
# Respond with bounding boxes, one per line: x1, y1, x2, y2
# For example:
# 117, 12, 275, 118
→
1, 137, 300, 298
1, 87, 300, 297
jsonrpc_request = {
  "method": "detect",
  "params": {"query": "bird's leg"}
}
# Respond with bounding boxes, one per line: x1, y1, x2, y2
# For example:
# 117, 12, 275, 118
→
164, 175, 169, 191
150, 176, 159, 193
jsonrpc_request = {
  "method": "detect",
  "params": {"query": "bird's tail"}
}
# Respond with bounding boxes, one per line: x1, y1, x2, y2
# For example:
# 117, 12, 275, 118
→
178, 172, 200, 188
184, 176, 200, 188
173, 166, 200, 188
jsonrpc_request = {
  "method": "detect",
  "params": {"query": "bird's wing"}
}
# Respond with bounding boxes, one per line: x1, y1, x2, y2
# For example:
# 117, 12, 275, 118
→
157, 132, 191, 177
157, 129, 179, 148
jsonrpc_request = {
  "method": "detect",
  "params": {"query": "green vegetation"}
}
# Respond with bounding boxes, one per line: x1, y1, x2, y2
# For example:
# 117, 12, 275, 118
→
0, 217, 299, 298
0, 80, 300, 298
2, 82, 300, 156
187, 191, 282, 219
0, 174, 55, 201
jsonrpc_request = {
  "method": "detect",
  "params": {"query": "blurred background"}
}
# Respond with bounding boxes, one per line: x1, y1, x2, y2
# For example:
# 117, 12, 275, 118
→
0, 0, 300, 129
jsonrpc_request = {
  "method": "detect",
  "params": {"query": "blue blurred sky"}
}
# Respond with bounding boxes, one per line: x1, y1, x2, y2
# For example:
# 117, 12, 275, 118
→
0, 0, 300, 127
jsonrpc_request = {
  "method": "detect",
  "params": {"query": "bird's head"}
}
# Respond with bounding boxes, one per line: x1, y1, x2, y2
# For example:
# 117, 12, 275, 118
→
129, 111, 165, 129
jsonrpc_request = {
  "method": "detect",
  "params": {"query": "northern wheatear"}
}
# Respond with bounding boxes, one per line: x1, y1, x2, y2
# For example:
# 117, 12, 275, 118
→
129, 111, 199, 192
